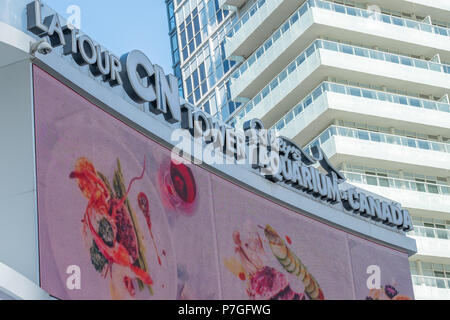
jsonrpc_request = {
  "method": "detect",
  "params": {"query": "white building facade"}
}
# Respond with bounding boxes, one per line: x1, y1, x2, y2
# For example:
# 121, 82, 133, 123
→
167, 0, 450, 299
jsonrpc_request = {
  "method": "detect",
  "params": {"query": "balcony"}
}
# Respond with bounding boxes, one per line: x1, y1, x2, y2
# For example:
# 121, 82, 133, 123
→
411, 226, 450, 241
230, 39, 450, 126
412, 236, 450, 261
218, 0, 248, 9
345, 175, 450, 216
372, 0, 450, 22
413, 276, 450, 300
229, 0, 450, 101
224, 0, 303, 59
250, 81, 450, 146
304, 125, 450, 178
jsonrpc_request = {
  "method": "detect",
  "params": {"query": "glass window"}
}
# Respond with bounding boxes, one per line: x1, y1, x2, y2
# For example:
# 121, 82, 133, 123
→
398, 96, 408, 105
290, 12, 299, 25
392, 17, 404, 26
293, 104, 303, 115
417, 140, 430, 150
349, 87, 361, 97
276, 120, 284, 131
435, 27, 448, 36
354, 47, 368, 57
381, 15, 391, 24
261, 86, 270, 98
346, 7, 357, 16
370, 132, 382, 142
386, 135, 401, 145
400, 57, 413, 66
431, 142, 445, 152
409, 98, 421, 108
304, 96, 313, 108
436, 229, 449, 240
285, 111, 294, 124
334, 4, 345, 14
379, 178, 390, 187
185, 76, 193, 95
438, 103, 450, 112
281, 21, 290, 33
287, 61, 297, 74
358, 130, 370, 140
429, 62, 442, 72
366, 176, 378, 186
201, 81, 208, 95
306, 44, 316, 57
194, 87, 201, 101
203, 101, 210, 114
253, 94, 261, 106
403, 138, 417, 148
428, 184, 439, 194
370, 50, 385, 61
279, 70, 288, 83
323, 41, 338, 51
192, 69, 199, 88
441, 186, 450, 195
386, 54, 399, 64
331, 83, 346, 94
338, 127, 353, 137
319, 130, 330, 144
406, 20, 419, 30
377, 92, 388, 101
414, 60, 428, 69
272, 29, 281, 42
270, 78, 278, 91
422, 100, 437, 110
248, 55, 256, 67
362, 90, 376, 99
340, 45, 354, 55
296, 53, 306, 65
444, 65, 450, 74
312, 86, 323, 100
256, 47, 264, 59
415, 183, 426, 192
264, 38, 272, 51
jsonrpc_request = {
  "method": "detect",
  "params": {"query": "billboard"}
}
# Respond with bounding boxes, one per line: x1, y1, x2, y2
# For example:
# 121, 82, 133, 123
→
33, 65, 414, 300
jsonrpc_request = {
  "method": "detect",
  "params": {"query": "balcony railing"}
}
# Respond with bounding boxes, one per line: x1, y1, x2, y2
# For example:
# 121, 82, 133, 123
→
343, 171, 450, 197
266, 81, 450, 133
230, 0, 450, 82
305, 125, 450, 155
314, 0, 450, 36
226, 0, 267, 38
230, 0, 311, 80
410, 226, 450, 240
228, 39, 450, 123
412, 275, 450, 290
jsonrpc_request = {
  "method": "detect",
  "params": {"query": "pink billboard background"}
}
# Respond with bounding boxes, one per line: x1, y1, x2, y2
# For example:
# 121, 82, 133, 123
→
33, 66, 414, 300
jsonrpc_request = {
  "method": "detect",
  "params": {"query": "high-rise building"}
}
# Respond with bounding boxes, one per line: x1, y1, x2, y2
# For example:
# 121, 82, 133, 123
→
166, 0, 450, 299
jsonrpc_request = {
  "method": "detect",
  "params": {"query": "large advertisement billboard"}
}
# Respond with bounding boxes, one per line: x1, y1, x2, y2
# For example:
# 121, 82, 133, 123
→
33, 65, 414, 300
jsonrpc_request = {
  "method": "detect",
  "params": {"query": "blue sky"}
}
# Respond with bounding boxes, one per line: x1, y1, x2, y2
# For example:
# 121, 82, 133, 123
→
44, 0, 173, 73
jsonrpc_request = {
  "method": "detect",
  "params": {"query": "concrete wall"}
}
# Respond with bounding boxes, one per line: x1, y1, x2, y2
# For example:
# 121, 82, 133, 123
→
0, 60, 39, 284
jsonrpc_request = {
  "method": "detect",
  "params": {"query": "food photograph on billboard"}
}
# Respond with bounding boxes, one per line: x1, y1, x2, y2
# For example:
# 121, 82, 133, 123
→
33, 66, 414, 300
6, 0, 449, 305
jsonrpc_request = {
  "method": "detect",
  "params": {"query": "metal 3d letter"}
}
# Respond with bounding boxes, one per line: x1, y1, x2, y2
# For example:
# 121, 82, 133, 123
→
27, 0, 48, 36
43, 14, 66, 47
120, 50, 156, 104
152, 65, 181, 124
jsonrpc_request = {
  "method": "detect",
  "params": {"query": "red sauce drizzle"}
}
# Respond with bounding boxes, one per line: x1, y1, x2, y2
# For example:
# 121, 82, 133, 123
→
138, 192, 162, 266
286, 236, 292, 245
